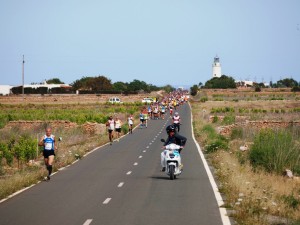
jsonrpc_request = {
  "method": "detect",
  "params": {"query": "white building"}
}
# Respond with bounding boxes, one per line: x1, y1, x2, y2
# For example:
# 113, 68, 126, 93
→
0, 80, 71, 95
0, 85, 13, 95
24, 80, 69, 89
212, 55, 222, 78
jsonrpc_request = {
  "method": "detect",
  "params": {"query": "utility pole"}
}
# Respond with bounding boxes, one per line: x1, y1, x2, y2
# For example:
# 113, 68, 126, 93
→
22, 55, 25, 96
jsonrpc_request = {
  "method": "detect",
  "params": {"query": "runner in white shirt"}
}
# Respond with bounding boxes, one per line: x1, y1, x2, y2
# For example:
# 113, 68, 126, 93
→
172, 112, 181, 132
128, 115, 134, 134
106, 116, 115, 145
114, 117, 122, 141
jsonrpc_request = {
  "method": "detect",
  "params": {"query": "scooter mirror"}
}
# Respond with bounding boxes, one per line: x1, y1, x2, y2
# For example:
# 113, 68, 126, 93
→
160, 139, 165, 143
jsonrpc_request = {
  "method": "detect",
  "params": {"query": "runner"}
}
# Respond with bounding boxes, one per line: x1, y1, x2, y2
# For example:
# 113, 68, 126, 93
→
38, 127, 57, 181
106, 116, 115, 145
160, 104, 166, 120
114, 116, 122, 141
139, 110, 145, 128
128, 114, 134, 134
173, 112, 181, 132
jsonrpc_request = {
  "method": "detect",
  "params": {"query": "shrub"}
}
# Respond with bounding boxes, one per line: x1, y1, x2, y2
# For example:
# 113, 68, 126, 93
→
212, 116, 218, 123
255, 87, 261, 92
14, 135, 37, 168
205, 138, 228, 153
202, 124, 217, 139
222, 115, 235, 125
121, 124, 129, 134
200, 97, 208, 102
231, 127, 243, 140
282, 193, 300, 209
249, 129, 300, 174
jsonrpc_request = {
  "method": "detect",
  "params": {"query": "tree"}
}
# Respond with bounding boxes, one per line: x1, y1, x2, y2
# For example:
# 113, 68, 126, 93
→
162, 85, 175, 93
71, 76, 93, 90
47, 78, 64, 84
128, 79, 149, 92
113, 81, 128, 92
276, 78, 298, 88
204, 75, 236, 89
71, 76, 112, 92
190, 84, 198, 96
87, 76, 112, 92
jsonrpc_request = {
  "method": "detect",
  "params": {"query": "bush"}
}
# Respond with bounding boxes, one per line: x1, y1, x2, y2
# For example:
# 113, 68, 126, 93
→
249, 129, 300, 174
200, 97, 208, 102
212, 116, 218, 123
255, 87, 261, 92
291, 86, 300, 92
231, 127, 243, 140
202, 124, 217, 139
222, 115, 235, 125
205, 138, 228, 153
14, 135, 37, 168
121, 124, 129, 134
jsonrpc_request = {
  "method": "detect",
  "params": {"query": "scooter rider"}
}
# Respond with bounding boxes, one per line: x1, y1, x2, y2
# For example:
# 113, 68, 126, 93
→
161, 125, 187, 171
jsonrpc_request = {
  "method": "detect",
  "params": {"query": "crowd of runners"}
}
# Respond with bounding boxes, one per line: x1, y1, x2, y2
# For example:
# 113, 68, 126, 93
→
105, 89, 189, 144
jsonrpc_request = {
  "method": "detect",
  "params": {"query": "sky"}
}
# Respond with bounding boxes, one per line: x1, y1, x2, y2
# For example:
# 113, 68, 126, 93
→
0, 0, 299, 87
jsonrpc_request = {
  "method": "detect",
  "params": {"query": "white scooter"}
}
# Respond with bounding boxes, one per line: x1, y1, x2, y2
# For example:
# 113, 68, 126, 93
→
161, 140, 182, 180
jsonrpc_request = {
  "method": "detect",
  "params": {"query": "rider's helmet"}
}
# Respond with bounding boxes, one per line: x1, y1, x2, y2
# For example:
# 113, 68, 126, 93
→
175, 112, 179, 116
166, 125, 176, 134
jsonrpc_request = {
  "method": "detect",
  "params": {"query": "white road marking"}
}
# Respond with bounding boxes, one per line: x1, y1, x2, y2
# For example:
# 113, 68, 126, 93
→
139, 156, 143, 158
146, 146, 149, 148
103, 198, 111, 204
118, 182, 124, 188
83, 219, 93, 225
143, 150, 146, 152
126, 171, 132, 175
149, 143, 152, 145
189, 103, 231, 225
134, 162, 138, 166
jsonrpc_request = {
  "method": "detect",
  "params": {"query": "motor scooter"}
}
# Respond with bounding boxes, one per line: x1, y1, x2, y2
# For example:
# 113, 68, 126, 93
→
161, 139, 182, 180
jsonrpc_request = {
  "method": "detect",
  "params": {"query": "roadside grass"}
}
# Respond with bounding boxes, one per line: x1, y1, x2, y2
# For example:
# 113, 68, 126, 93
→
249, 128, 300, 175
191, 95, 300, 224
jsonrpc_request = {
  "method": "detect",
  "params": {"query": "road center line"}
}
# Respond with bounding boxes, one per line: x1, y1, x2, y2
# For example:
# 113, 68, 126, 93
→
134, 162, 138, 166
126, 171, 132, 175
103, 198, 111, 204
139, 156, 143, 158
118, 182, 124, 188
83, 219, 93, 225
143, 150, 146, 152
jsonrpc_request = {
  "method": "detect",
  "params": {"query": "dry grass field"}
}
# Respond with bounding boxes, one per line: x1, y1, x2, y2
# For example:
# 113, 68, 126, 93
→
191, 89, 300, 225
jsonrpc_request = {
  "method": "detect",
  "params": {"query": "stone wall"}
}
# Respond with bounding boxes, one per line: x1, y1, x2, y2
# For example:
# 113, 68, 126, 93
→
217, 120, 300, 136
3, 120, 106, 135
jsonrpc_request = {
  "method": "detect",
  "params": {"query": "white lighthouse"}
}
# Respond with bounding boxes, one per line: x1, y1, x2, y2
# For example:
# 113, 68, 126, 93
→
212, 55, 222, 78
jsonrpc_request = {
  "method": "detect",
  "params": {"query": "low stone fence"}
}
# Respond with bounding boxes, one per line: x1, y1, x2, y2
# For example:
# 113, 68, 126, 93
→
3, 120, 106, 135
217, 120, 300, 136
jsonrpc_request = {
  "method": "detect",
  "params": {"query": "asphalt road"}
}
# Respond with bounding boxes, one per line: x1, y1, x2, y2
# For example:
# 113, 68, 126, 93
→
0, 103, 226, 225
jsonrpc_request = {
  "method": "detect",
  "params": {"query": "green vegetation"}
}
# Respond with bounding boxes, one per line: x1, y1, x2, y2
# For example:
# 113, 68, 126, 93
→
249, 129, 300, 175
204, 75, 236, 89
0, 103, 142, 128
202, 124, 229, 153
